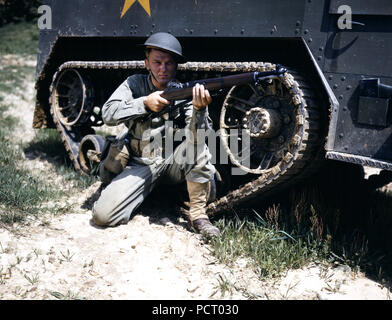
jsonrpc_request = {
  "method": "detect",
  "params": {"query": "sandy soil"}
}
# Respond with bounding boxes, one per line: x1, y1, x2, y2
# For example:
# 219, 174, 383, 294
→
0, 55, 390, 300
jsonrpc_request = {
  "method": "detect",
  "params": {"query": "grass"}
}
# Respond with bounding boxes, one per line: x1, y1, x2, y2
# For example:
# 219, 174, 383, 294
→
0, 21, 39, 55
0, 21, 97, 224
49, 290, 85, 300
0, 101, 59, 223
25, 129, 98, 189
210, 215, 328, 279
0, 65, 36, 92
209, 161, 392, 285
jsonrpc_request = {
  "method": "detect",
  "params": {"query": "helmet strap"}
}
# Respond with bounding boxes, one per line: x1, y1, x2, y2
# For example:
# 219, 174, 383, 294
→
145, 58, 160, 87
145, 57, 176, 89
148, 69, 159, 83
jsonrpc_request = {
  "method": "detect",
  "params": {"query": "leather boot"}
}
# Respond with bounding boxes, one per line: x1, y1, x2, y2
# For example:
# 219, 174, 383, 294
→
186, 180, 220, 237
193, 217, 221, 237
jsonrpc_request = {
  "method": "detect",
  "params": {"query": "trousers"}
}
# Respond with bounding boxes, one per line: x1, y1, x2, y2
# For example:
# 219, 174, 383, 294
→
92, 140, 215, 227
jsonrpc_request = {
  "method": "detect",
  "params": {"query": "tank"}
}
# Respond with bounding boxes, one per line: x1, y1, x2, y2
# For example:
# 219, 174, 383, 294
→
34, 0, 392, 214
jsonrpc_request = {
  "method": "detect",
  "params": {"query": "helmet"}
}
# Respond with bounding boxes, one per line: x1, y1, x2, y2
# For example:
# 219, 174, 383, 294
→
143, 32, 186, 63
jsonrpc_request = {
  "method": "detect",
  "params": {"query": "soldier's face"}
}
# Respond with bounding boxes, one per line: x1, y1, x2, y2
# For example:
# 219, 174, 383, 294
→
145, 49, 177, 89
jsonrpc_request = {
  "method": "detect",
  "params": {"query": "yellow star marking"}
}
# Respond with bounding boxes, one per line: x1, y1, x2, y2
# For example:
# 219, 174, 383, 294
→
121, 0, 151, 18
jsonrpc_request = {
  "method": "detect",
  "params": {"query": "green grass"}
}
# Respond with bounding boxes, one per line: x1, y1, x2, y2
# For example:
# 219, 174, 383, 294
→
0, 21, 55, 223
0, 106, 60, 224
49, 290, 85, 300
210, 217, 327, 279
0, 65, 36, 92
0, 21, 39, 55
0, 21, 97, 224
0, 96, 18, 128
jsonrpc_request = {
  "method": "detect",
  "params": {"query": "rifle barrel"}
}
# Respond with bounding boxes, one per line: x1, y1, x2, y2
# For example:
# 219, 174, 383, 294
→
160, 67, 285, 101
161, 72, 256, 101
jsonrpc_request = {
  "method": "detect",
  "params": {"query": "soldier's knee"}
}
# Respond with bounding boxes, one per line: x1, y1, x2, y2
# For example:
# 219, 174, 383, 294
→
91, 203, 111, 227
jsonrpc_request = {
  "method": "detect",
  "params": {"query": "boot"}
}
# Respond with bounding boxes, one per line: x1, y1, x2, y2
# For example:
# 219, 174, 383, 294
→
186, 180, 220, 237
193, 217, 221, 237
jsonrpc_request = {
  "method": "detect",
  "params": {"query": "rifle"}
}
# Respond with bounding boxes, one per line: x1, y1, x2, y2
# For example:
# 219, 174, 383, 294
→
146, 64, 287, 120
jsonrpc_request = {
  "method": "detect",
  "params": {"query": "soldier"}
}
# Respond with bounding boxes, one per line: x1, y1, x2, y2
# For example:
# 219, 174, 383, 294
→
92, 32, 220, 237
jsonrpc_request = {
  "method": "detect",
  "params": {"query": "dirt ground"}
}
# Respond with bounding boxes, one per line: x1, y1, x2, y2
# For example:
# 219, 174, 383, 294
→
0, 55, 391, 300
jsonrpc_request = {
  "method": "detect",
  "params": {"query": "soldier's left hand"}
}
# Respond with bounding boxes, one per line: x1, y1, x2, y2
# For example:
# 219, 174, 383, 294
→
192, 83, 212, 110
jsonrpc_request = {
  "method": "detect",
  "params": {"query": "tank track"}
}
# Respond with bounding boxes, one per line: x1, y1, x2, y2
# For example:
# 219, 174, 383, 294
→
49, 60, 321, 214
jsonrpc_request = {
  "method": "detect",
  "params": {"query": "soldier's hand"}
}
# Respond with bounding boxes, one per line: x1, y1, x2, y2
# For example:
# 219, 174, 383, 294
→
192, 83, 212, 110
144, 91, 170, 113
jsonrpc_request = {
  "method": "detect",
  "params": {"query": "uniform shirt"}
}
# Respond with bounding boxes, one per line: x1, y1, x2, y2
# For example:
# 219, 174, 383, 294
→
102, 73, 211, 162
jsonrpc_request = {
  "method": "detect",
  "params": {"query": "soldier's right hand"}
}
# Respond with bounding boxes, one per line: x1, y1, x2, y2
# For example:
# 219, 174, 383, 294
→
143, 91, 170, 113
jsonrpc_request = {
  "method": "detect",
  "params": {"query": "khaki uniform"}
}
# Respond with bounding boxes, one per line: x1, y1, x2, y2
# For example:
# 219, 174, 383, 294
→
92, 74, 215, 227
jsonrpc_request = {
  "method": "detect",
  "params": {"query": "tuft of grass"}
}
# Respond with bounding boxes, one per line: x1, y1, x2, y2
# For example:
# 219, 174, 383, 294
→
49, 290, 85, 300
24, 272, 39, 286
215, 273, 235, 298
59, 249, 74, 262
209, 216, 327, 279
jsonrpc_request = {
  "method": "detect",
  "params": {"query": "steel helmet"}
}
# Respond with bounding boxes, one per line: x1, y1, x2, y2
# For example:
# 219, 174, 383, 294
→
143, 32, 186, 63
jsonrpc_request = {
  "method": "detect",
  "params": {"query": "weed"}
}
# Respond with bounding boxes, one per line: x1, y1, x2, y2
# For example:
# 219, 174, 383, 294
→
32, 248, 42, 258
83, 259, 95, 268
280, 280, 300, 299
24, 272, 39, 285
216, 273, 234, 298
49, 290, 85, 300
59, 249, 74, 262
